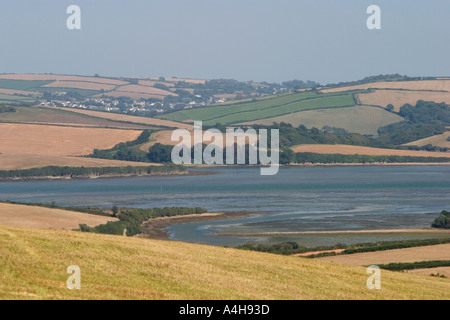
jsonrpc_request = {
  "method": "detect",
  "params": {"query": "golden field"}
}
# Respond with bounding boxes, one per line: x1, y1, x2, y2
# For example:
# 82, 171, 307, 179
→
0, 203, 117, 230
0, 154, 157, 170
318, 243, 450, 266
320, 80, 450, 93
0, 123, 161, 170
0, 224, 449, 300
0, 123, 142, 157
357, 90, 450, 111
291, 144, 450, 158
405, 132, 450, 149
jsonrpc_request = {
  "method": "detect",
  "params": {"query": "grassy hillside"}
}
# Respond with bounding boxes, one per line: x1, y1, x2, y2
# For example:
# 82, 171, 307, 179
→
244, 105, 403, 136
160, 91, 356, 125
0, 225, 449, 300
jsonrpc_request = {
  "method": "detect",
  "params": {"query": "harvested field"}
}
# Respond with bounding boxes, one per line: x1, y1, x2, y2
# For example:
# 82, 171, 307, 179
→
0, 154, 159, 170
321, 80, 450, 93
0, 123, 142, 156
0, 202, 117, 229
405, 132, 450, 149
2, 225, 449, 299
43, 81, 117, 91
407, 267, 450, 278
317, 243, 450, 266
243, 105, 402, 136
291, 144, 450, 158
0, 74, 127, 86
53, 107, 192, 129
357, 90, 450, 111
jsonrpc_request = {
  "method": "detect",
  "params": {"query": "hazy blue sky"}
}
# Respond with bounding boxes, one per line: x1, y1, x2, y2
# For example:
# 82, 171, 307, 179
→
0, 0, 449, 84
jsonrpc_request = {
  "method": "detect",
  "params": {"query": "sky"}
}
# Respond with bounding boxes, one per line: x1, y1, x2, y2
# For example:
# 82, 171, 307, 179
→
0, 0, 449, 85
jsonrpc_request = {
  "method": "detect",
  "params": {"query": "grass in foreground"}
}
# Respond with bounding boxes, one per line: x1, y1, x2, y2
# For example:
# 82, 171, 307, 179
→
0, 225, 448, 300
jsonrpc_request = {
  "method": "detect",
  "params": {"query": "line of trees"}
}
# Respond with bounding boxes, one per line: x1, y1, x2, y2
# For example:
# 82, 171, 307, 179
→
0, 164, 185, 180
80, 207, 207, 236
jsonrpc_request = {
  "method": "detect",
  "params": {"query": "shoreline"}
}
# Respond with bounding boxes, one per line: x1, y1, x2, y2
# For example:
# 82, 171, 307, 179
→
213, 228, 450, 238
138, 211, 256, 240
285, 162, 450, 167
1, 162, 450, 181
138, 210, 450, 242
0, 169, 216, 182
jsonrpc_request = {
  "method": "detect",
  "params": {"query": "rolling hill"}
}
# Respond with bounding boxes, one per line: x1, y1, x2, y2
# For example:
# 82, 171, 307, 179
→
0, 224, 449, 300
0, 74, 179, 102
159, 91, 356, 125
2, 74, 450, 164
160, 78, 450, 140
243, 105, 403, 136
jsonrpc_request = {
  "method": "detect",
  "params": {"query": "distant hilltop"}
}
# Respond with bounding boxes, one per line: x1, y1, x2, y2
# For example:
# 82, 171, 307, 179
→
0, 73, 319, 116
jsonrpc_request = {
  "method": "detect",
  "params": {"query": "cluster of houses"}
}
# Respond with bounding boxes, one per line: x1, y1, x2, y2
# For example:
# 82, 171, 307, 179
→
38, 95, 225, 115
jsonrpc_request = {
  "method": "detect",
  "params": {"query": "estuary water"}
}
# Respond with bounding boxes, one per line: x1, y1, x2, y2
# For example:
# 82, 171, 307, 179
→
1, 166, 449, 247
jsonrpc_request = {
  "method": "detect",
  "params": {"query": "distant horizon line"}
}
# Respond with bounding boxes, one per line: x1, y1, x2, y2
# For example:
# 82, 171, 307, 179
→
1, 72, 449, 87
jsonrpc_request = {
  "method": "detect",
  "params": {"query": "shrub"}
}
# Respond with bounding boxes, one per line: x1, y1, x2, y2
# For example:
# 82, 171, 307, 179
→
431, 210, 450, 229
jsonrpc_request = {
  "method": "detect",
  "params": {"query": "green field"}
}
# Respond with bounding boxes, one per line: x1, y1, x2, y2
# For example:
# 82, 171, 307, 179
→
244, 105, 404, 136
0, 224, 449, 300
160, 91, 356, 125
0, 94, 36, 104
0, 79, 52, 91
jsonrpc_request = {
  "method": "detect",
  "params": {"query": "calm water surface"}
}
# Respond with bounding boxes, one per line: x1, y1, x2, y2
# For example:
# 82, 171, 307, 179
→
1, 166, 449, 246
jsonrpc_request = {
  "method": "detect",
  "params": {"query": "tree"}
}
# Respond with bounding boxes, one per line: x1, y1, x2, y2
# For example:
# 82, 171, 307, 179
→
112, 205, 119, 217
386, 104, 394, 112
432, 210, 450, 229
147, 143, 173, 163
